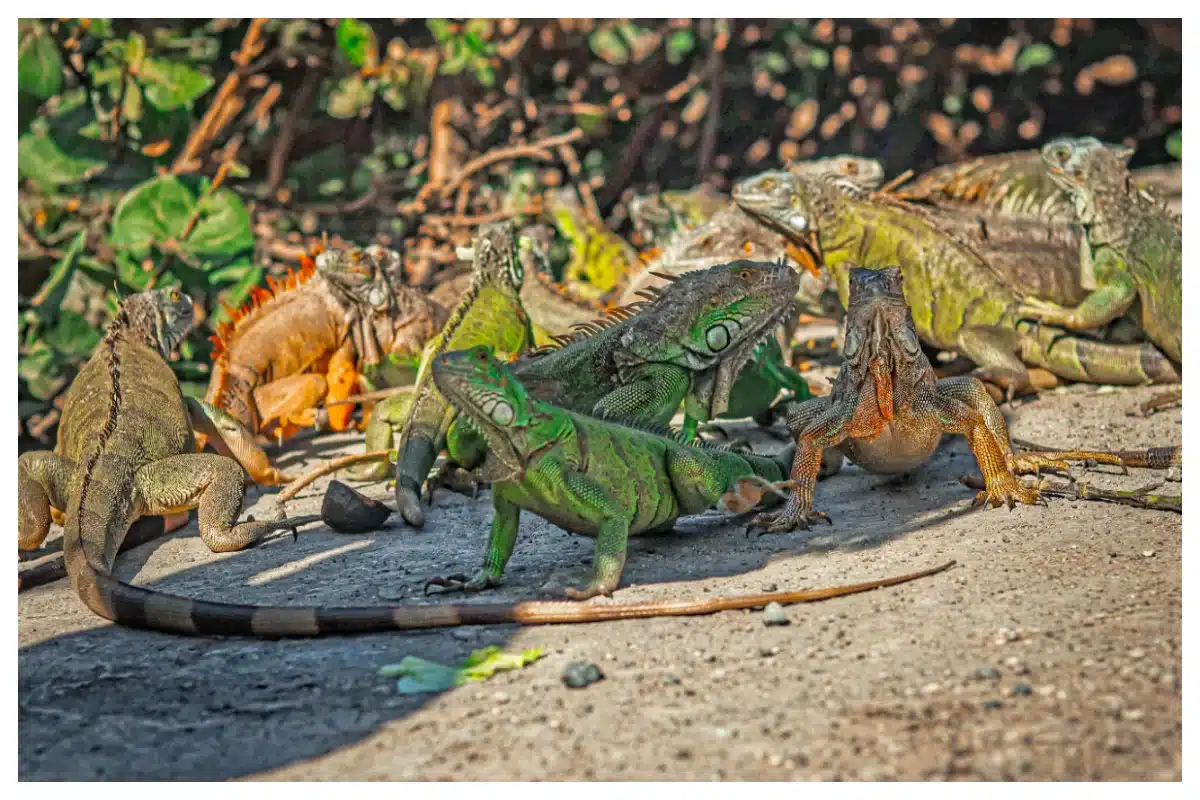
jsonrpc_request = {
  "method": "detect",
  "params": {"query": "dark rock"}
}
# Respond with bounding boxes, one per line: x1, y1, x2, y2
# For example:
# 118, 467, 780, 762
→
321, 480, 391, 533
563, 661, 605, 688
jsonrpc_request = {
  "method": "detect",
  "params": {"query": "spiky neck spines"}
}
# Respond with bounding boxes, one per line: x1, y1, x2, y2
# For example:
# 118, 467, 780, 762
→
209, 256, 318, 362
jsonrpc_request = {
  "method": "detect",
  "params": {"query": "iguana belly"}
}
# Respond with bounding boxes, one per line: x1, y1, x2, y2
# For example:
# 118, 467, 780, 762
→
840, 417, 943, 475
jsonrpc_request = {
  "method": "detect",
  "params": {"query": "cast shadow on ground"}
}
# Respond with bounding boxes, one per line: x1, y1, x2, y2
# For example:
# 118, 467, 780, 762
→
18, 436, 997, 780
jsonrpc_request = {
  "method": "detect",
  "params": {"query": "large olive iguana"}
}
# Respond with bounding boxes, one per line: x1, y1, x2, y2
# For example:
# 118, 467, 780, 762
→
203, 244, 447, 482
1016, 137, 1182, 368
347, 222, 534, 527
731, 169, 1179, 400
749, 267, 1129, 533
15, 292, 953, 634
18, 289, 320, 617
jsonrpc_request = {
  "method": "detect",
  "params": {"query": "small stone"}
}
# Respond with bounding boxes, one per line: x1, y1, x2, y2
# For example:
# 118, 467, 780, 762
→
320, 480, 391, 533
762, 583, 779, 593
1129, 648, 1146, 659
767, 753, 783, 767
1123, 708, 1145, 721
662, 674, 681, 685
759, 646, 781, 658
762, 602, 790, 626
1143, 550, 1156, 558
1012, 683, 1033, 696
920, 682, 940, 695
492, 691, 510, 704
982, 699, 1003, 710
976, 666, 1001, 681
562, 661, 605, 688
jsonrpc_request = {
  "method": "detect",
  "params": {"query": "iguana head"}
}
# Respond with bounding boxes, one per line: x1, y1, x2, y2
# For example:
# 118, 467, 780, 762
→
1040, 136, 1136, 230
841, 266, 926, 421
616, 259, 800, 418
732, 170, 823, 273
629, 186, 728, 245
117, 288, 196, 358
473, 221, 525, 291
316, 244, 404, 311
430, 345, 538, 479
791, 155, 886, 194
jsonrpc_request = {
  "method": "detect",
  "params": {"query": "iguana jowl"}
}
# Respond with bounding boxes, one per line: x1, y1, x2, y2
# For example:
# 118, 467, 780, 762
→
15, 289, 953, 634
749, 267, 1128, 533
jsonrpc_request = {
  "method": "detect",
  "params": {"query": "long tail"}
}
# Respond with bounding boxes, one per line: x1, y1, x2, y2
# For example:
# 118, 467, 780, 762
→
65, 544, 955, 637
1017, 323, 1180, 385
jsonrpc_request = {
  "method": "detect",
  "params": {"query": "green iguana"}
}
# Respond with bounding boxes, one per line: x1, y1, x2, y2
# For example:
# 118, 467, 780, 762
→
425, 345, 798, 598
15, 295, 954, 633
347, 222, 534, 527
731, 169, 1180, 399
543, 186, 640, 301
18, 289, 319, 616
1017, 137, 1182, 367
749, 267, 1129, 532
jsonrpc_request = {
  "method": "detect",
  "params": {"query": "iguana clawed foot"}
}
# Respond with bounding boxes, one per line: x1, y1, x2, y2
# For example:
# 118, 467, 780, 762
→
968, 473, 1043, 510
1132, 388, 1182, 417
422, 463, 484, 505
423, 570, 501, 595
745, 500, 833, 535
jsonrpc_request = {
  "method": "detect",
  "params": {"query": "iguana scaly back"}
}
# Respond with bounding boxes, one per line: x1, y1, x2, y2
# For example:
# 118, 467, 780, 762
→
1017, 137, 1182, 365
352, 222, 533, 526
732, 169, 1179, 397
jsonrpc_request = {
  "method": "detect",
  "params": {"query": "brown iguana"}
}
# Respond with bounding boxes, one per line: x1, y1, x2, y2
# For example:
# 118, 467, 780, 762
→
731, 169, 1180, 400
17, 289, 320, 611
749, 267, 1128, 532
203, 244, 447, 472
17, 287, 955, 636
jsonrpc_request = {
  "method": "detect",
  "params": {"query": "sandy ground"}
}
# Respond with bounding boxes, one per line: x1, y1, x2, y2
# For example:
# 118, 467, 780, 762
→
18, 382, 1181, 781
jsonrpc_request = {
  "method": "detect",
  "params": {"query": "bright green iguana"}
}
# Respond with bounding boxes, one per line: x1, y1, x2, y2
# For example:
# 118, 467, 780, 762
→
1017, 137, 1182, 367
732, 169, 1180, 399
347, 222, 534, 527
424, 345, 799, 598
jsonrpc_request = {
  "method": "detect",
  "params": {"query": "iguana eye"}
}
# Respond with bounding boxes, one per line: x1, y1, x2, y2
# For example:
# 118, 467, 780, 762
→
169, 290, 181, 302
706, 324, 731, 352
759, 178, 777, 192
738, 268, 753, 280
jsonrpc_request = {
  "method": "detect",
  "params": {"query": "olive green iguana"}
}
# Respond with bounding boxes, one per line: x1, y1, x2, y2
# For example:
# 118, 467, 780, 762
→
732, 169, 1179, 400
347, 222, 534, 528
749, 267, 1131, 532
17, 289, 321, 617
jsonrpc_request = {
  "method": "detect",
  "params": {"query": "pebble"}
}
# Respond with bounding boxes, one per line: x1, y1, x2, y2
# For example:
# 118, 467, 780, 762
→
762, 602, 790, 626
662, 674, 681, 685
1012, 683, 1033, 696
1143, 550, 1156, 558
761, 583, 779, 593
976, 666, 1001, 681
562, 661, 605, 689
451, 629, 475, 641
982, 699, 1003, 710
759, 646, 781, 658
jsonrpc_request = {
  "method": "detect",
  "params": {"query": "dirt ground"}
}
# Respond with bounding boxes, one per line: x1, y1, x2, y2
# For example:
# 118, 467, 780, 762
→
18, 381, 1181, 781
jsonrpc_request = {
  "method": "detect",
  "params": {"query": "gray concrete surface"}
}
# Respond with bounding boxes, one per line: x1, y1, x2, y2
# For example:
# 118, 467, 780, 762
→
18, 382, 1181, 780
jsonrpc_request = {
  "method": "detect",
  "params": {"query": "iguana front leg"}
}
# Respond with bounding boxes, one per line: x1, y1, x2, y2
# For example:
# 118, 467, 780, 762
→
253, 373, 329, 441
1017, 249, 1138, 331
592, 363, 690, 429
920, 386, 1040, 508
18, 451, 75, 550
345, 391, 413, 482
749, 397, 846, 533
186, 398, 295, 486
135, 454, 319, 553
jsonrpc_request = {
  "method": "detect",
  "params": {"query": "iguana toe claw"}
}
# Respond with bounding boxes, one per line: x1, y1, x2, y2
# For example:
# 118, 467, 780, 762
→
423, 573, 471, 595
565, 585, 614, 601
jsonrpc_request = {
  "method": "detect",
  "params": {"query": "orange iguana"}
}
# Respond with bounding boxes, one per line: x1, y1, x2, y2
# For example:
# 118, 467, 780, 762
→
202, 244, 447, 482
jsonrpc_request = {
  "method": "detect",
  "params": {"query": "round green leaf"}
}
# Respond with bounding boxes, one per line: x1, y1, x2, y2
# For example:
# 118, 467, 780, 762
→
109, 175, 196, 255
18, 20, 63, 99
140, 58, 215, 110
186, 189, 254, 257
18, 131, 107, 186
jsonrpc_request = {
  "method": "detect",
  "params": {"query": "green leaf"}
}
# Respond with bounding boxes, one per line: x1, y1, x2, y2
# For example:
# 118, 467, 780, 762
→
44, 309, 102, 357
1016, 43, 1055, 72
1167, 130, 1182, 160
18, 131, 107, 186
589, 27, 630, 65
109, 175, 195, 256
378, 647, 545, 694
667, 30, 695, 64
209, 261, 263, 325
139, 58, 214, 110
18, 20, 63, 99
31, 231, 86, 320
123, 31, 147, 71
186, 189, 254, 257
427, 18, 452, 42
336, 19, 376, 68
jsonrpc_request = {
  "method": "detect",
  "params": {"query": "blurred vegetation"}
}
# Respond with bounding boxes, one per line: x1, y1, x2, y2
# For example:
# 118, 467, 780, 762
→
17, 18, 1182, 446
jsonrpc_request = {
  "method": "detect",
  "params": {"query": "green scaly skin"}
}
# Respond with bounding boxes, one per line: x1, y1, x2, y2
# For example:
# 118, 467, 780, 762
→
732, 169, 1180, 399
429, 346, 794, 599
751, 267, 1130, 533
348, 222, 534, 528
1018, 137, 1182, 367
544, 187, 640, 301
18, 289, 316, 623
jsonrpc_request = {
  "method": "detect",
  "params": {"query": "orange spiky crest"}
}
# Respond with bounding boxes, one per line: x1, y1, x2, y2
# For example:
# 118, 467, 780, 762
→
208, 253, 319, 362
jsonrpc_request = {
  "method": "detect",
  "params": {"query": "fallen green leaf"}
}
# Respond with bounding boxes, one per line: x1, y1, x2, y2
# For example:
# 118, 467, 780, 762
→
18, 20, 63, 99
379, 646, 545, 694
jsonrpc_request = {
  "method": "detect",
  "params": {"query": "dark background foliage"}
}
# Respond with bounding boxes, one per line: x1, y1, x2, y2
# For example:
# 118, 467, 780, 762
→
17, 18, 1182, 446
